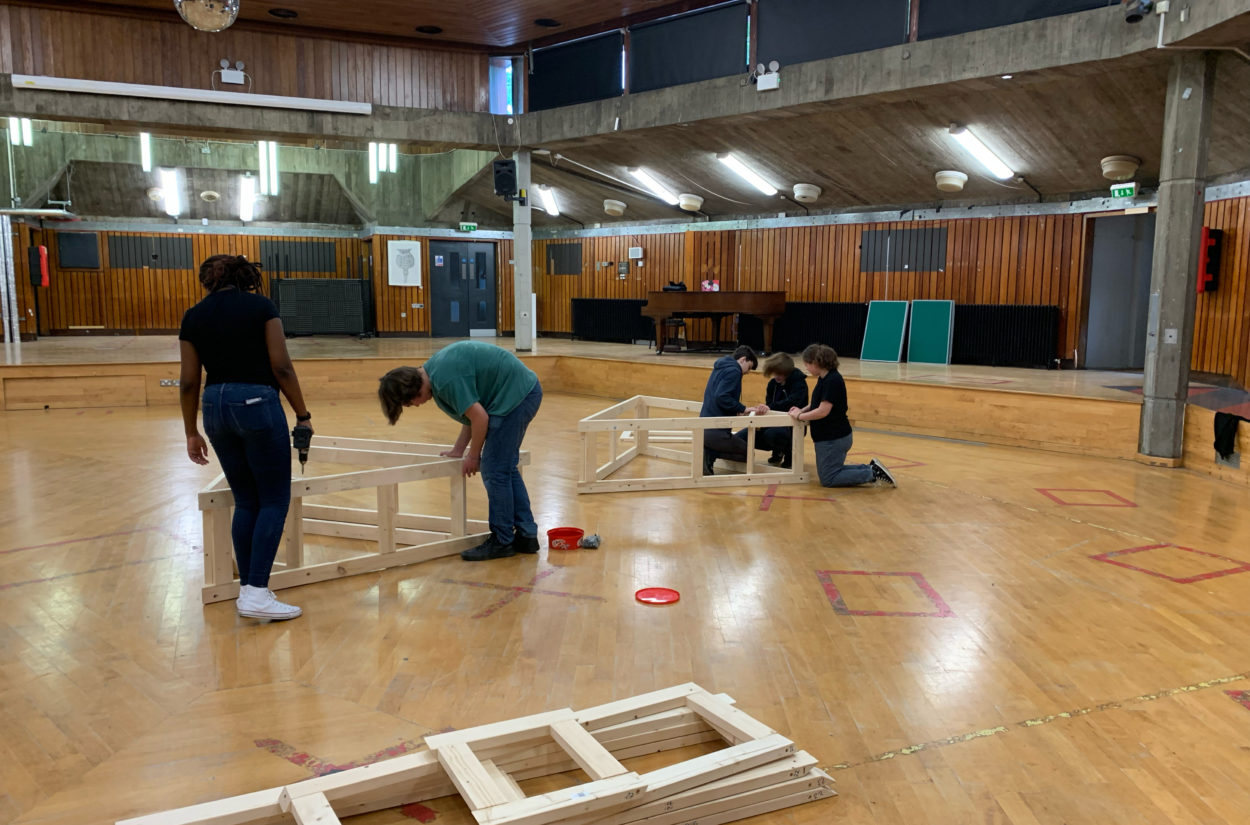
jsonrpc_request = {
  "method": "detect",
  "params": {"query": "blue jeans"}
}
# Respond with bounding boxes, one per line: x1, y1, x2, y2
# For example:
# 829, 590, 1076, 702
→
201, 383, 291, 587
814, 433, 874, 487
481, 381, 543, 543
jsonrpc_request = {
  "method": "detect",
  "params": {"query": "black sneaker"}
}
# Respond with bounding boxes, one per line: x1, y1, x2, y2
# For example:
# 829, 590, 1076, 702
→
514, 529, 540, 554
460, 535, 516, 561
702, 454, 716, 476
869, 459, 897, 487
767, 452, 784, 466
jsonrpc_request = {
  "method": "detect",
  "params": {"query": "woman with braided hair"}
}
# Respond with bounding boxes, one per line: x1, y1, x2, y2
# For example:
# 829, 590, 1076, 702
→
179, 254, 312, 620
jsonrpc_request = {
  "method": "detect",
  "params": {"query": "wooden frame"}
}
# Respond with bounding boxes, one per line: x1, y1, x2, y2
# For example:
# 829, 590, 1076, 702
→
198, 435, 530, 604
118, 684, 833, 825
579, 395, 808, 493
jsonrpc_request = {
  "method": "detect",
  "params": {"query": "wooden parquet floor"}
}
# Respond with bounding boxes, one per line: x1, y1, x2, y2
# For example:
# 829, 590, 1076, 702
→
3, 391, 1250, 825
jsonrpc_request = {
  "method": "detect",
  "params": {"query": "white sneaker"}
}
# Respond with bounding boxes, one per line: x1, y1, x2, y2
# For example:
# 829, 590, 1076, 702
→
237, 585, 302, 620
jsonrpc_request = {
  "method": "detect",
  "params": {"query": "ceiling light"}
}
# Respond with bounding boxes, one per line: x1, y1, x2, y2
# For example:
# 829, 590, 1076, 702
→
140, 132, 152, 172
239, 174, 255, 222
718, 153, 777, 195
20, 118, 32, 146
368, 142, 378, 184
389, 143, 398, 172
159, 168, 182, 217
537, 185, 559, 216
628, 167, 678, 205
948, 124, 1014, 180
1000, 74, 1013, 79
8, 117, 20, 146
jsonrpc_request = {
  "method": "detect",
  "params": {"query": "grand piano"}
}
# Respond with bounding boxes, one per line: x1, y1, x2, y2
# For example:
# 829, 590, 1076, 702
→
641, 290, 786, 355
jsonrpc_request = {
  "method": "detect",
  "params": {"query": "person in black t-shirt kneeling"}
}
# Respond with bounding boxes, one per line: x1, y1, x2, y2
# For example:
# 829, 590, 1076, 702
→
788, 344, 896, 488
179, 255, 313, 621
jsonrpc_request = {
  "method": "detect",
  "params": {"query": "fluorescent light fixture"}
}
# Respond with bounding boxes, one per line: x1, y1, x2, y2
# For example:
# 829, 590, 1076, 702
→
20, 118, 33, 146
368, 142, 379, 184
258, 140, 270, 195
7, 117, 18, 146
11, 74, 372, 115
718, 152, 777, 196
266, 141, 279, 195
388, 142, 398, 172
378, 142, 388, 173
536, 184, 559, 216
628, 167, 678, 205
159, 168, 181, 217
139, 132, 152, 172
239, 175, 255, 222
948, 123, 1014, 180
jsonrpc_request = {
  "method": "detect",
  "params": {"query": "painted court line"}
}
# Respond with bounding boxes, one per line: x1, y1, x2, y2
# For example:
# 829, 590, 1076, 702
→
828, 671, 1250, 772
1, 526, 157, 555
1090, 543, 1250, 584
0, 553, 196, 591
441, 568, 606, 619
816, 569, 955, 618
255, 736, 424, 777
708, 484, 836, 511
1036, 487, 1138, 508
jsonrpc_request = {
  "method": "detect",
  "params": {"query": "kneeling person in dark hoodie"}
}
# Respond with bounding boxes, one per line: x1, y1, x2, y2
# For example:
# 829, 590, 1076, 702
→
700, 345, 765, 474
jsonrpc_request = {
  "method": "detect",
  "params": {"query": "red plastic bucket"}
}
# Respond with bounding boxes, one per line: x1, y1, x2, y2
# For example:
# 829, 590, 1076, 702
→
546, 527, 585, 551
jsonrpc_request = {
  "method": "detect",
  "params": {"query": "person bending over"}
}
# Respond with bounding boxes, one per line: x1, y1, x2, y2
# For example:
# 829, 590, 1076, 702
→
377, 341, 543, 561
788, 343, 896, 488
700, 345, 766, 475
735, 351, 809, 469
180, 254, 311, 621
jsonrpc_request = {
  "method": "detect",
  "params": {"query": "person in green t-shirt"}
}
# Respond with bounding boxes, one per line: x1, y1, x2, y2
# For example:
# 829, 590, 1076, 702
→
378, 341, 543, 561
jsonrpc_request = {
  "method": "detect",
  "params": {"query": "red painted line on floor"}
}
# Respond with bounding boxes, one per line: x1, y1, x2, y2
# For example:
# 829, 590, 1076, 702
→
1036, 487, 1137, 507
1090, 543, 1250, 584
440, 569, 605, 618
1, 527, 156, 555
1226, 690, 1250, 711
254, 737, 424, 777
816, 569, 956, 618
401, 803, 440, 822
708, 489, 836, 507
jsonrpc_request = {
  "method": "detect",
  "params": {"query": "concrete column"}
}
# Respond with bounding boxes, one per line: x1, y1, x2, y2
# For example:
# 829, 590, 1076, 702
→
1138, 51, 1216, 459
512, 149, 534, 351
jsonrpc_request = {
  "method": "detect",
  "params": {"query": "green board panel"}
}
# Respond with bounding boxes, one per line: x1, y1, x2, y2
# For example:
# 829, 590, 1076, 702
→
860, 300, 909, 362
907, 300, 955, 365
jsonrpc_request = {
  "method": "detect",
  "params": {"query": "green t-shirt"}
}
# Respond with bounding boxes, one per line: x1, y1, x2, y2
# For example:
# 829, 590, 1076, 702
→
424, 341, 538, 425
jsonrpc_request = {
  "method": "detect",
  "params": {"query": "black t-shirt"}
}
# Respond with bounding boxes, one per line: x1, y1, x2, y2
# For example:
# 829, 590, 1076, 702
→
809, 370, 853, 442
179, 289, 279, 388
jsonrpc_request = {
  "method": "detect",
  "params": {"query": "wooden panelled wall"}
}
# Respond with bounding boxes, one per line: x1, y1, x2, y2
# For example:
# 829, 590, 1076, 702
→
533, 197, 1250, 387
0, 5, 489, 111
534, 215, 1089, 358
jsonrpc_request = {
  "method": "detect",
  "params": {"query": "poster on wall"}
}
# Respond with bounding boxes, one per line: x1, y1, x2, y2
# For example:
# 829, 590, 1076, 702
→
387, 240, 422, 287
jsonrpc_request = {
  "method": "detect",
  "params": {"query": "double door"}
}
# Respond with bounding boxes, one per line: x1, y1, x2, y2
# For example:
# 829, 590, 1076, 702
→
430, 241, 496, 337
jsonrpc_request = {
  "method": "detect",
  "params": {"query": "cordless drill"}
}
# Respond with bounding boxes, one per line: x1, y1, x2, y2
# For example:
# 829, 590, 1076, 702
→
292, 424, 312, 474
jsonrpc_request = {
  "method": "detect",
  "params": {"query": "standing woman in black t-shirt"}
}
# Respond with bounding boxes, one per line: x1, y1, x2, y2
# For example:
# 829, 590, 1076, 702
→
179, 255, 313, 621
788, 343, 896, 489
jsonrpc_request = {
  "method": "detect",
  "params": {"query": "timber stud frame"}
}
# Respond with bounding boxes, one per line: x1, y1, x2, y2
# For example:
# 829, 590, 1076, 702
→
119, 683, 834, 825
578, 395, 809, 493
198, 434, 530, 604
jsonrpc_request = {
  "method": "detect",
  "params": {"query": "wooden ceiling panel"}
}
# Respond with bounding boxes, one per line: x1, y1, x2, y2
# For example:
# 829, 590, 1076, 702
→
62, 0, 728, 48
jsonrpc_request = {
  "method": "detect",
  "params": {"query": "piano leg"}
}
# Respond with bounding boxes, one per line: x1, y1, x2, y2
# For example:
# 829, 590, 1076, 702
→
655, 320, 666, 355
763, 320, 776, 355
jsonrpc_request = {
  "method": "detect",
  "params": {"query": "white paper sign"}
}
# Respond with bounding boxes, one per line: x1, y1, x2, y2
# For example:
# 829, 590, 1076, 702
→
387, 240, 422, 287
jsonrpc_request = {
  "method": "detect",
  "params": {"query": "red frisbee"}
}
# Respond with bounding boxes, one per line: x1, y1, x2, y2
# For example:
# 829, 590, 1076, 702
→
635, 587, 680, 605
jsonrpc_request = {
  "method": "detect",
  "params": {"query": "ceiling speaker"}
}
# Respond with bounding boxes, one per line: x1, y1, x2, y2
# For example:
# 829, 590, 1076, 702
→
173, 0, 240, 32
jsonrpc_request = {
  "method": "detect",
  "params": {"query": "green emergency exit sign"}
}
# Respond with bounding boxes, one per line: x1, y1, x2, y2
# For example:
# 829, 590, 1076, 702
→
1110, 182, 1137, 198
458, 221, 478, 232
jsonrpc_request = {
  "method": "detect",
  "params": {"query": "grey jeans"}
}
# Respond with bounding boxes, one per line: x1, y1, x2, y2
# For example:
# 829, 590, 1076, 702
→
813, 433, 874, 487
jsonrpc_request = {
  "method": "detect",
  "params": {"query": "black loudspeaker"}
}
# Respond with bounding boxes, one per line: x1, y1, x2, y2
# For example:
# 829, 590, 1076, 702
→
492, 159, 517, 197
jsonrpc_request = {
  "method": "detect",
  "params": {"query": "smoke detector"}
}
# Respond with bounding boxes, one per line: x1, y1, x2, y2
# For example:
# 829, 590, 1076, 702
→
677, 193, 703, 212
934, 170, 968, 192
199, 190, 221, 202
1100, 155, 1140, 181
603, 199, 626, 216
145, 187, 164, 201
793, 183, 821, 203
